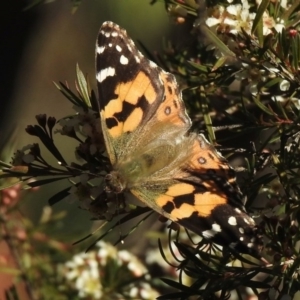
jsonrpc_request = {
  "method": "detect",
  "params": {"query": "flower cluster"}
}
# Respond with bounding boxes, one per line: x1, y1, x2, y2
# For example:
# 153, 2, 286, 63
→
206, 0, 285, 36
61, 241, 159, 299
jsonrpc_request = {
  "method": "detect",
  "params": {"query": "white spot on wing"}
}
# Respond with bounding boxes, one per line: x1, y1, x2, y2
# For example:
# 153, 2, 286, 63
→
202, 229, 216, 239
212, 223, 222, 232
105, 32, 110, 38
228, 216, 237, 226
202, 223, 222, 238
108, 43, 112, 47
116, 45, 122, 52
111, 31, 118, 37
127, 44, 133, 52
135, 55, 140, 63
235, 208, 242, 214
96, 67, 116, 83
239, 227, 244, 234
97, 46, 105, 54
243, 217, 250, 225
149, 60, 158, 68
120, 55, 129, 65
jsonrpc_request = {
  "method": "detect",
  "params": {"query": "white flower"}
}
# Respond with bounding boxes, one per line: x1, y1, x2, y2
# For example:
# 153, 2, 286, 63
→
119, 250, 147, 277
206, 5, 226, 28
76, 272, 102, 299
257, 0, 287, 9
62, 241, 158, 299
279, 80, 290, 91
262, 11, 285, 34
96, 241, 118, 265
225, 0, 256, 34
64, 251, 103, 299
206, 0, 256, 35
206, 0, 285, 36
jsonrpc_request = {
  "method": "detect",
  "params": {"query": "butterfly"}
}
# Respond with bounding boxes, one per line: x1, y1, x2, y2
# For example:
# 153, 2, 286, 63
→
96, 21, 262, 256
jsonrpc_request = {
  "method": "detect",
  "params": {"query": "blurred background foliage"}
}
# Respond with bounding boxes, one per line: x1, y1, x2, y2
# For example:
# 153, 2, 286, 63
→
2, 0, 300, 299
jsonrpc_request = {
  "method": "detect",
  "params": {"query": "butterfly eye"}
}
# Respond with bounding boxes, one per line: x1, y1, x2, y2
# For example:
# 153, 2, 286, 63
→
198, 157, 207, 164
164, 106, 171, 115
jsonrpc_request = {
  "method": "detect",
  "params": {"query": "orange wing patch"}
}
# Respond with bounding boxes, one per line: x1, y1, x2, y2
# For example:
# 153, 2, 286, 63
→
155, 71, 190, 128
102, 71, 158, 138
155, 182, 228, 220
115, 71, 157, 106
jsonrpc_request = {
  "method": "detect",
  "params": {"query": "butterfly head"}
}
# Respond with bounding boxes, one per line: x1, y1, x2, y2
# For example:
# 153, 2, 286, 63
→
105, 171, 126, 194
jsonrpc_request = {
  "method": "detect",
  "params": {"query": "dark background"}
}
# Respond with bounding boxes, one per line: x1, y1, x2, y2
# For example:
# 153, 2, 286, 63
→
0, 0, 38, 131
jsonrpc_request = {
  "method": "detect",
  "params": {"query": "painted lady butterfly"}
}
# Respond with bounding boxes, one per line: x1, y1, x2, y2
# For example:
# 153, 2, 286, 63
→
96, 22, 262, 256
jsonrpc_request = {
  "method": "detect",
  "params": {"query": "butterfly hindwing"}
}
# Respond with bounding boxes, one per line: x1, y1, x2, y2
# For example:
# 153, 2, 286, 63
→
131, 134, 260, 253
171, 134, 259, 253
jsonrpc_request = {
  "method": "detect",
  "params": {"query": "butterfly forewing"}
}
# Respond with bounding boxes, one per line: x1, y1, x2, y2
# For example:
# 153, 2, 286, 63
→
96, 22, 190, 165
